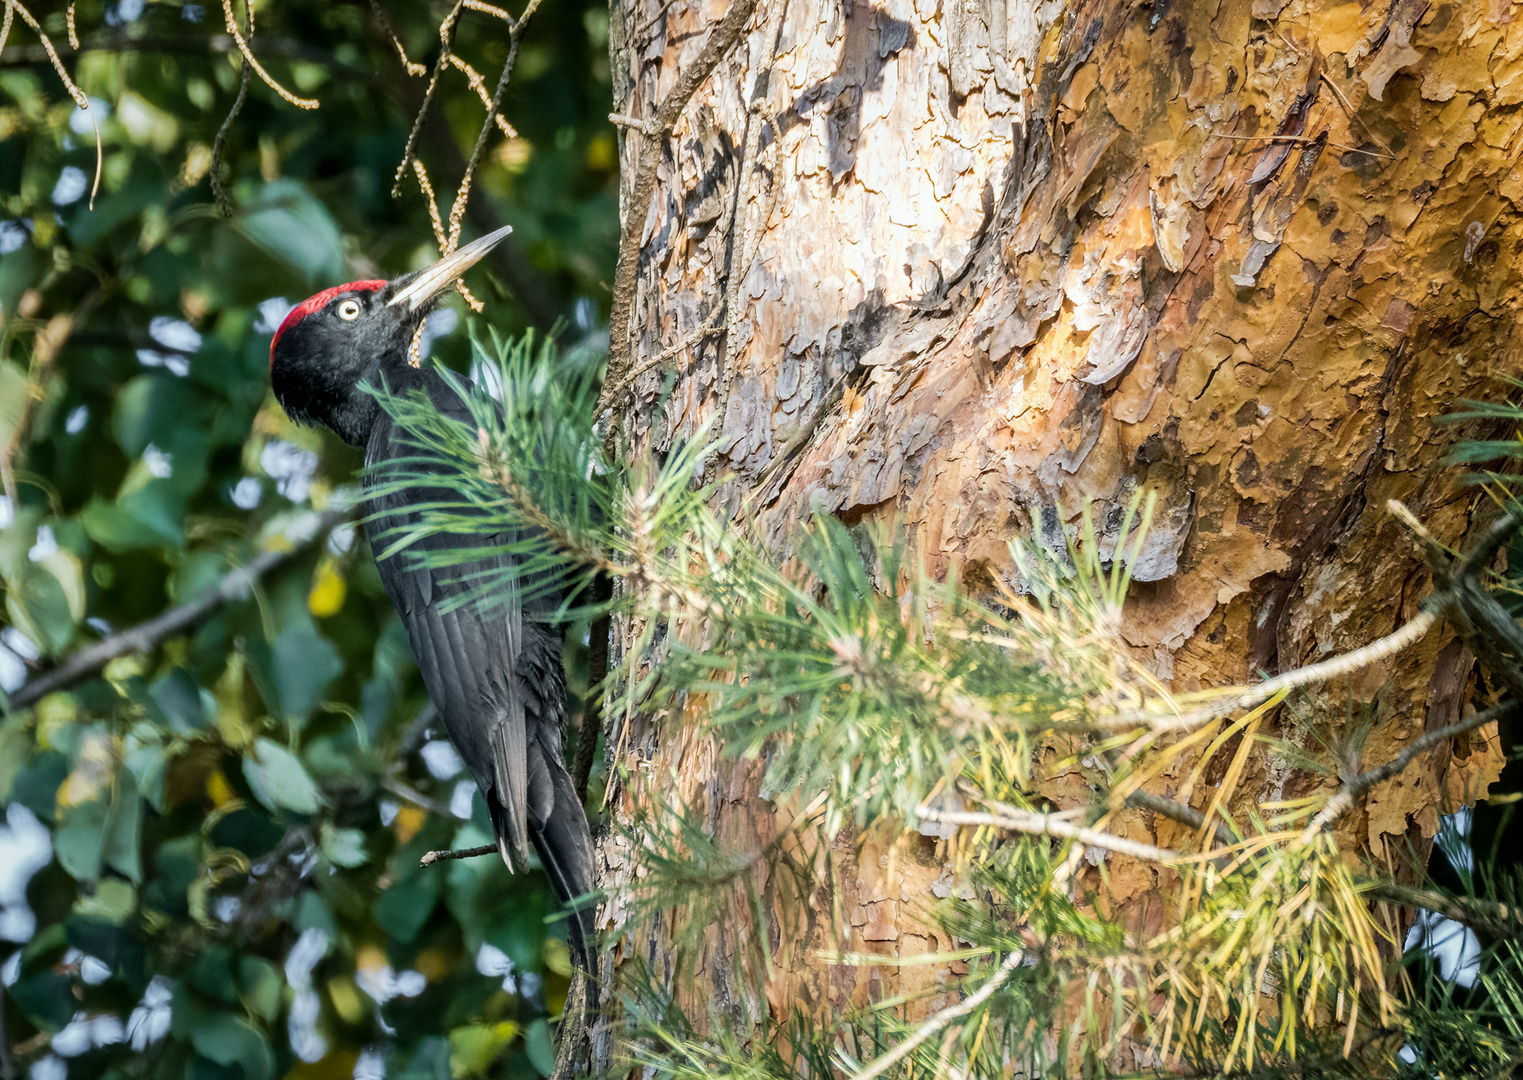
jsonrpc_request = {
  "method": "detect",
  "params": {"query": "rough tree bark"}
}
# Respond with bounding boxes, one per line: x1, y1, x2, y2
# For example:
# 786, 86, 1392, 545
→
588, 0, 1519, 1066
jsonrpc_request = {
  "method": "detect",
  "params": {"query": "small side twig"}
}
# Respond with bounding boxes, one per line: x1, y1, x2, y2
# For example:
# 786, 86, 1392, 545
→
420, 842, 497, 867
391, 0, 463, 197
218, 0, 317, 108
6, 0, 101, 206
211, 0, 254, 217
367, 0, 427, 75
917, 805, 1180, 863
1301, 699, 1514, 839
1125, 790, 1236, 850
443, 0, 544, 254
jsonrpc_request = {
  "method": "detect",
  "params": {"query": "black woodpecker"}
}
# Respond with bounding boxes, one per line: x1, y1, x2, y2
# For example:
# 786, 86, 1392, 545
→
267, 227, 596, 967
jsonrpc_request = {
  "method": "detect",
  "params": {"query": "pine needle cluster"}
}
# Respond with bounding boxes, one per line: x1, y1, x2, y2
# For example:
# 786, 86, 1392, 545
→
374, 333, 1523, 1079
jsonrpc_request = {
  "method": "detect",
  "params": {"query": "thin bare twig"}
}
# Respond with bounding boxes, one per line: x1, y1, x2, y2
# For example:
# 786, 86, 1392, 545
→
1109, 607, 1439, 734
1365, 882, 1523, 938
0, 311, 77, 508
219, 0, 317, 108
6, 0, 102, 205
601, 306, 724, 404
463, 0, 514, 21
413, 157, 448, 251
1301, 699, 1514, 839
211, 0, 254, 217
5, 508, 353, 712
449, 53, 517, 137
849, 948, 1026, 1080
383, 776, 453, 818
918, 805, 1180, 862
367, 0, 427, 75
607, 112, 659, 135
598, 0, 764, 433
391, 0, 463, 197
1212, 129, 1395, 160
443, 0, 544, 254
420, 842, 497, 867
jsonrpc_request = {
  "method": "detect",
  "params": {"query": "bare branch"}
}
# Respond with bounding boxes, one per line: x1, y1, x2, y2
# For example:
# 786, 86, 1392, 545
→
848, 947, 1025, 1080
367, 0, 427, 75
1366, 882, 1523, 939
5, 508, 353, 712
420, 842, 497, 867
219, 0, 318, 109
211, 0, 254, 217
918, 805, 1181, 863
391, 0, 463, 197
607, 112, 659, 135
443, 0, 544, 255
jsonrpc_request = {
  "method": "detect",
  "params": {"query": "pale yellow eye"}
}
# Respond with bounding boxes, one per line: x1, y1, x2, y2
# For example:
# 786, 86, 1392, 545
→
337, 299, 362, 321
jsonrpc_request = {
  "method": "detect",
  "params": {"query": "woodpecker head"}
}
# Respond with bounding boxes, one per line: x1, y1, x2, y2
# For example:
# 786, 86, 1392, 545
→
268, 225, 512, 446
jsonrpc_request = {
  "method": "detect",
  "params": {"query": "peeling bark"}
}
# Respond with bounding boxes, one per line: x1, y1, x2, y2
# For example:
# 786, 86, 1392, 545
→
593, 0, 1520, 1065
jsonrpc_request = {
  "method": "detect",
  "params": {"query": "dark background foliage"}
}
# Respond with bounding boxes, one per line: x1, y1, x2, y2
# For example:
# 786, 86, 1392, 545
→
0, 1, 613, 1077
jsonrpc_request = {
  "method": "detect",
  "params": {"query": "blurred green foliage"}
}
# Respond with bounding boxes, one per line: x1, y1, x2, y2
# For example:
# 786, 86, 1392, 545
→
0, 1, 614, 1077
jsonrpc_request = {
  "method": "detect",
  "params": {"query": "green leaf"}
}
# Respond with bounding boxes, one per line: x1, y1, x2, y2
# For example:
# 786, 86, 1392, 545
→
524, 1018, 555, 1077
238, 956, 283, 1021
81, 495, 181, 551
271, 626, 343, 723
7, 971, 75, 1032
11, 751, 68, 824
191, 1013, 275, 1080
54, 795, 108, 883
150, 668, 209, 733
319, 823, 368, 867
374, 873, 440, 944
242, 738, 322, 815
110, 374, 194, 458
6, 561, 76, 654
448, 1021, 518, 1078
72, 877, 137, 924
239, 179, 343, 281
248, 626, 344, 726
0, 712, 32, 802
0, 361, 29, 454
102, 769, 143, 883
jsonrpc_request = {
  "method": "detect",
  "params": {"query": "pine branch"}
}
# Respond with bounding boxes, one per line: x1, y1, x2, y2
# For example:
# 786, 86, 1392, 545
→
5, 507, 353, 711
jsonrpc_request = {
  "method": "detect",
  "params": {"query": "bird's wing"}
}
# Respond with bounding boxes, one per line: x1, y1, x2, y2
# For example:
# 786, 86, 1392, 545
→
362, 374, 538, 867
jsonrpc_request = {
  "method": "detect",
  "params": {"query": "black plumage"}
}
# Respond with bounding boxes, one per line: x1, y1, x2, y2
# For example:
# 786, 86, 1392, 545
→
267, 228, 596, 966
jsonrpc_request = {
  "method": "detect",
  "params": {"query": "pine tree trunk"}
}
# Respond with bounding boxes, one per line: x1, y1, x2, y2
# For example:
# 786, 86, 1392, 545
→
589, 0, 1519, 1065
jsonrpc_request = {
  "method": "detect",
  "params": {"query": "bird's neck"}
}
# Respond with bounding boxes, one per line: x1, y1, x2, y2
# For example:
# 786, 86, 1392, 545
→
321, 381, 385, 448
312, 352, 431, 448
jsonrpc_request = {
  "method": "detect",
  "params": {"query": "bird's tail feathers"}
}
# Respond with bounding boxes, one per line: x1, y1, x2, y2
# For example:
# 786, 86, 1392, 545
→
488, 712, 533, 867
528, 765, 597, 973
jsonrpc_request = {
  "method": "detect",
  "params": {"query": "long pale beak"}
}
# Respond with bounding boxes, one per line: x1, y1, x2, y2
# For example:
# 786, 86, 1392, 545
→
387, 225, 514, 314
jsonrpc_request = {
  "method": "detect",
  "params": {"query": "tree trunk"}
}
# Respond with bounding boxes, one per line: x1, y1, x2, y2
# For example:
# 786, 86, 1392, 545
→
590, 0, 1518, 1065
